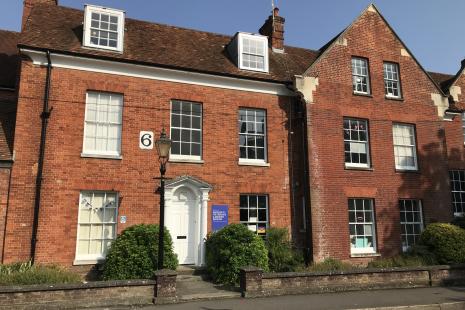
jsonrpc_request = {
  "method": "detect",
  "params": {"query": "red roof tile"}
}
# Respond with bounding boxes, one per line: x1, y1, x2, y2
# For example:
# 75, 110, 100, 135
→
0, 30, 20, 89
19, 4, 319, 84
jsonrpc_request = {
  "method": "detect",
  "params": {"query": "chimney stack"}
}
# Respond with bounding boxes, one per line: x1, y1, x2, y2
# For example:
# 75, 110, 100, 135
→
259, 7, 285, 52
461, 58, 465, 69
22, 0, 58, 31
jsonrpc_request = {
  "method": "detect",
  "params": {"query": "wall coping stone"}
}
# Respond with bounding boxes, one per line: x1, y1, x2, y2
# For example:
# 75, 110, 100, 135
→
0, 279, 156, 294
261, 264, 465, 279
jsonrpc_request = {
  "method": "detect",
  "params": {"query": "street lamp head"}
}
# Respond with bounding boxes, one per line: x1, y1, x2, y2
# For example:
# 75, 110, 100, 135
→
155, 128, 172, 164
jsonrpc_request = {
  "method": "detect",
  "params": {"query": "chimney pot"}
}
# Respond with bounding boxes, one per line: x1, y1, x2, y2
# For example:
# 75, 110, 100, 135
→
259, 7, 285, 52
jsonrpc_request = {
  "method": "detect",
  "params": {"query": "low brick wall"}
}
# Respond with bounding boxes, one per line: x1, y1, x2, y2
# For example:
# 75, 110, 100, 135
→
0, 269, 178, 309
240, 265, 465, 298
0, 280, 156, 309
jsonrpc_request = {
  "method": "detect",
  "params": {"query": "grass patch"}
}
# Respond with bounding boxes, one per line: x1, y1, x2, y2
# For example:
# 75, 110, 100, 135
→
367, 255, 433, 269
0, 262, 82, 286
304, 258, 357, 273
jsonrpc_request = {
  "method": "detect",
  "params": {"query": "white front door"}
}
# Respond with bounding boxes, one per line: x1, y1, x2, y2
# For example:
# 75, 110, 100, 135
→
166, 190, 197, 265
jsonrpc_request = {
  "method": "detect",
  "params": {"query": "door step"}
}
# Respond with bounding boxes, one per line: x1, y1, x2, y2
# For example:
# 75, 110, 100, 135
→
176, 265, 207, 276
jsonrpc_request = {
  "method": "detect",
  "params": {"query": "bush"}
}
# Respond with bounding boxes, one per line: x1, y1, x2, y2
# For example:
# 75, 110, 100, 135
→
306, 258, 355, 272
265, 227, 302, 272
102, 224, 178, 280
0, 261, 81, 286
206, 224, 269, 285
419, 223, 465, 264
367, 254, 432, 269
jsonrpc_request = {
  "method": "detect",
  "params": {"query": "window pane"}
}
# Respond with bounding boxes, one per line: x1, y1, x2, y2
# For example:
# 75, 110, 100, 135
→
344, 118, 370, 167
170, 101, 202, 158
77, 191, 118, 259
348, 198, 376, 253
392, 124, 417, 170
399, 199, 423, 251
239, 108, 267, 161
240, 194, 268, 236
352, 58, 370, 94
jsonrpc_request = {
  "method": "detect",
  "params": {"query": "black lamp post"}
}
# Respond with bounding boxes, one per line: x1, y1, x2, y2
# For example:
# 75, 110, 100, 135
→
155, 128, 171, 270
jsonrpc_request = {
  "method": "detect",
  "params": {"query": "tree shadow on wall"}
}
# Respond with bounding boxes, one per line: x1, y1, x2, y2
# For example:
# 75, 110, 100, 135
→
378, 128, 457, 257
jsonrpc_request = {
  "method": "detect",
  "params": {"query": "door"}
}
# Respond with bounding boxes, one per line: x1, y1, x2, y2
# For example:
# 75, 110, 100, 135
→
166, 189, 197, 264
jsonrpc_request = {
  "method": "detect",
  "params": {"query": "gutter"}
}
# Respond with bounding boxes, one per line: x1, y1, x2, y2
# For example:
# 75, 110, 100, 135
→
30, 50, 53, 264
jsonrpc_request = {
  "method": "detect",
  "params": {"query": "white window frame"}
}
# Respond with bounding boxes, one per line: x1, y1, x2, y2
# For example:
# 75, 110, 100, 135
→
450, 170, 465, 217
352, 57, 371, 95
392, 123, 418, 171
240, 194, 269, 236
238, 108, 268, 165
83, 5, 125, 52
75, 191, 119, 264
344, 118, 370, 168
384, 62, 402, 98
399, 199, 424, 252
82, 92, 123, 158
349, 198, 377, 255
169, 100, 202, 162
238, 33, 269, 73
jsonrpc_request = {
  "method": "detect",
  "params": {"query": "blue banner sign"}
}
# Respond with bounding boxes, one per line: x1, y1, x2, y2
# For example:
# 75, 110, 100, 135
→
212, 205, 228, 232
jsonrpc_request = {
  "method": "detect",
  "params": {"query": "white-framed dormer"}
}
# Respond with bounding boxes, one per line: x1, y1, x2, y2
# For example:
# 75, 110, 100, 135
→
83, 5, 125, 53
228, 32, 269, 73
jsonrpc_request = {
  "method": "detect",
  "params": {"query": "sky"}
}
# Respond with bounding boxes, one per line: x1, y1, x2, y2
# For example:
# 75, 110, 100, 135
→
0, 0, 463, 74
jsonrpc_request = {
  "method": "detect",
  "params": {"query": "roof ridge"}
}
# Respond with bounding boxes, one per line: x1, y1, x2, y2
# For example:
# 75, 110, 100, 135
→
0, 29, 20, 35
55, 4, 318, 54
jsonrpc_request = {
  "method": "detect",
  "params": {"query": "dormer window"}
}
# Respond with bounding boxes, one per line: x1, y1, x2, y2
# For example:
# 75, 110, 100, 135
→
83, 5, 125, 52
233, 33, 268, 73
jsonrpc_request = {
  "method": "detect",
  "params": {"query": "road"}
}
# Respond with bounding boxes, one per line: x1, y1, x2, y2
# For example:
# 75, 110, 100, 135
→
104, 286, 465, 310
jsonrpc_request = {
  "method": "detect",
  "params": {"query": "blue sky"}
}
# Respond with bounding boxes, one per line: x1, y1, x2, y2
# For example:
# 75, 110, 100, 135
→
1, 0, 463, 74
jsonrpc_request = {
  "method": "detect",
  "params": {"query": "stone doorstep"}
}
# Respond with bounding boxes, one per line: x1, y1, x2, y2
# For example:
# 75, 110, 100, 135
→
178, 291, 241, 302
349, 301, 465, 310
176, 265, 207, 276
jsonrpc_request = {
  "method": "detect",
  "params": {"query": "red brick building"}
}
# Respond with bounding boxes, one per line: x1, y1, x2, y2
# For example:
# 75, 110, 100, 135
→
0, 1, 464, 268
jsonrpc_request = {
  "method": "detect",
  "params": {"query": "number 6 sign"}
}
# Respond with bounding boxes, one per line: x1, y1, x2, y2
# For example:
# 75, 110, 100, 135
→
139, 131, 154, 149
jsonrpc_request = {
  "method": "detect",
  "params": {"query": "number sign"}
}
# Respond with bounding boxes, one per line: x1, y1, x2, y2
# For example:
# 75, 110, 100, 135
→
139, 131, 154, 149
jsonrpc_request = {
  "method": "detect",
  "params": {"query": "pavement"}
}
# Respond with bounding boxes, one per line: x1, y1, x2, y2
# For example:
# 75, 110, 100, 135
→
98, 286, 465, 310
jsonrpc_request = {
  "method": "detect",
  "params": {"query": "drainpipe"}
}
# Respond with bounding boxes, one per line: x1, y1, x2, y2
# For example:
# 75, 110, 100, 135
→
286, 83, 313, 265
31, 50, 53, 264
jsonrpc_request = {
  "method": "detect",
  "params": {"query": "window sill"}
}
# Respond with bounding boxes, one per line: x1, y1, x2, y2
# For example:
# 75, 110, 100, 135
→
345, 165, 373, 171
73, 258, 105, 265
353, 92, 373, 98
169, 158, 204, 164
395, 168, 420, 174
82, 44, 124, 54
238, 160, 270, 167
81, 153, 123, 160
385, 96, 404, 102
350, 253, 381, 258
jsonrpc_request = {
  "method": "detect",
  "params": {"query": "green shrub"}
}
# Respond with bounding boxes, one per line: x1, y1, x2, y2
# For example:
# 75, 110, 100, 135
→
0, 262, 81, 286
206, 224, 269, 285
265, 227, 302, 272
102, 224, 178, 280
367, 254, 432, 269
307, 258, 355, 272
419, 223, 465, 264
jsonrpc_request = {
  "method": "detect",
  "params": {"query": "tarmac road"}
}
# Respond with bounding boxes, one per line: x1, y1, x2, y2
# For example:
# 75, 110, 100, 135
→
101, 286, 465, 310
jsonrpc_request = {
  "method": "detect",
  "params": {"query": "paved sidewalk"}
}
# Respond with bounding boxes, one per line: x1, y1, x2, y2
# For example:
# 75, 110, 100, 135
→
141, 286, 465, 310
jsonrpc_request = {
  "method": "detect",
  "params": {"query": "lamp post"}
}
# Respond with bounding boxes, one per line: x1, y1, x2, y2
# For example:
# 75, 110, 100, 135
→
155, 128, 171, 270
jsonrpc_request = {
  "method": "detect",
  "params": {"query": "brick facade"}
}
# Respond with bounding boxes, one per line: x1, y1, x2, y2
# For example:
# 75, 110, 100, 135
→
1, 2, 464, 266
3, 62, 295, 264
302, 8, 454, 262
